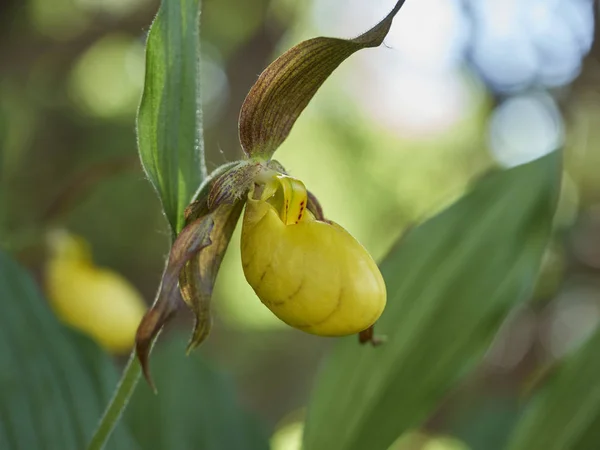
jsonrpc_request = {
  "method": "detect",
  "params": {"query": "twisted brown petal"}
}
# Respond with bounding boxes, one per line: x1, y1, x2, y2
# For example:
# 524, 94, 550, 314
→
306, 190, 326, 222
180, 201, 245, 352
135, 216, 214, 390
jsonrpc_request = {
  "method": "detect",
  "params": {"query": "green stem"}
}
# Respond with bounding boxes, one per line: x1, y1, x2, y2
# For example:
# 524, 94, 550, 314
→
86, 350, 141, 450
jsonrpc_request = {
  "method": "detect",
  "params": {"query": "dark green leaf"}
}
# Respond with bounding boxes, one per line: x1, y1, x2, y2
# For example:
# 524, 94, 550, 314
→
506, 326, 600, 450
303, 152, 560, 450
0, 250, 136, 450
137, 0, 205, 234
238, 0, 406, 158
122, 334, 270, 450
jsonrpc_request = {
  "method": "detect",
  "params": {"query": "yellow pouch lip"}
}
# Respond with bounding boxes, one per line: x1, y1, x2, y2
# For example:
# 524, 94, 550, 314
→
242, 174, 387, 338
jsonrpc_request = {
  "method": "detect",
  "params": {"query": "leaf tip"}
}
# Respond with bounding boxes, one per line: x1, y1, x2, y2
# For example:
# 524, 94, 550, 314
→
185, 315, 213, 355
135, 305, 175, 390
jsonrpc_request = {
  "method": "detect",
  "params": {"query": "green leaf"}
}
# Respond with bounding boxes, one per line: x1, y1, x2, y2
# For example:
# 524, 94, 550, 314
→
137, 0, 205, 234
238, 0, 406, 159
0, 250, 136, 450
121, 334, 270, 450
303, 152, 561, 450
506, 326, 600, 450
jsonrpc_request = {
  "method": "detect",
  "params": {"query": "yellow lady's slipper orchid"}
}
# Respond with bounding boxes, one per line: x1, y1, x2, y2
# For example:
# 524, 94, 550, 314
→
135, 0, 406, 380
241, 174, 386, 336
45, 231, 147, 353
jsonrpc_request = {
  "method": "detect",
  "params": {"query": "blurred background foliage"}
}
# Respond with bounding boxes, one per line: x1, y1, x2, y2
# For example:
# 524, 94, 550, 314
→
1, 0, 600, 449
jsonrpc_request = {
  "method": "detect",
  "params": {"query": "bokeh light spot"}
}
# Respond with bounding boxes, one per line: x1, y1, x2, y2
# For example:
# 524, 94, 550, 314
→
68, 34, 145, 119
489, 92, 563, 167
270, 420, 303, 450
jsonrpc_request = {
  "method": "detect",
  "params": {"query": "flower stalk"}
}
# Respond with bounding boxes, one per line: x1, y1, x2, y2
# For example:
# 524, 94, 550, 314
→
86, 351, 141, 450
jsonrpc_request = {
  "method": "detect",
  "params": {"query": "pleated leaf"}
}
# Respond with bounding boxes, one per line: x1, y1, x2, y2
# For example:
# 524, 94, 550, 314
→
507, 326, 600, 450
303, 152, 560, 450
137, 0, 205, 234
0, 251, 135, 450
